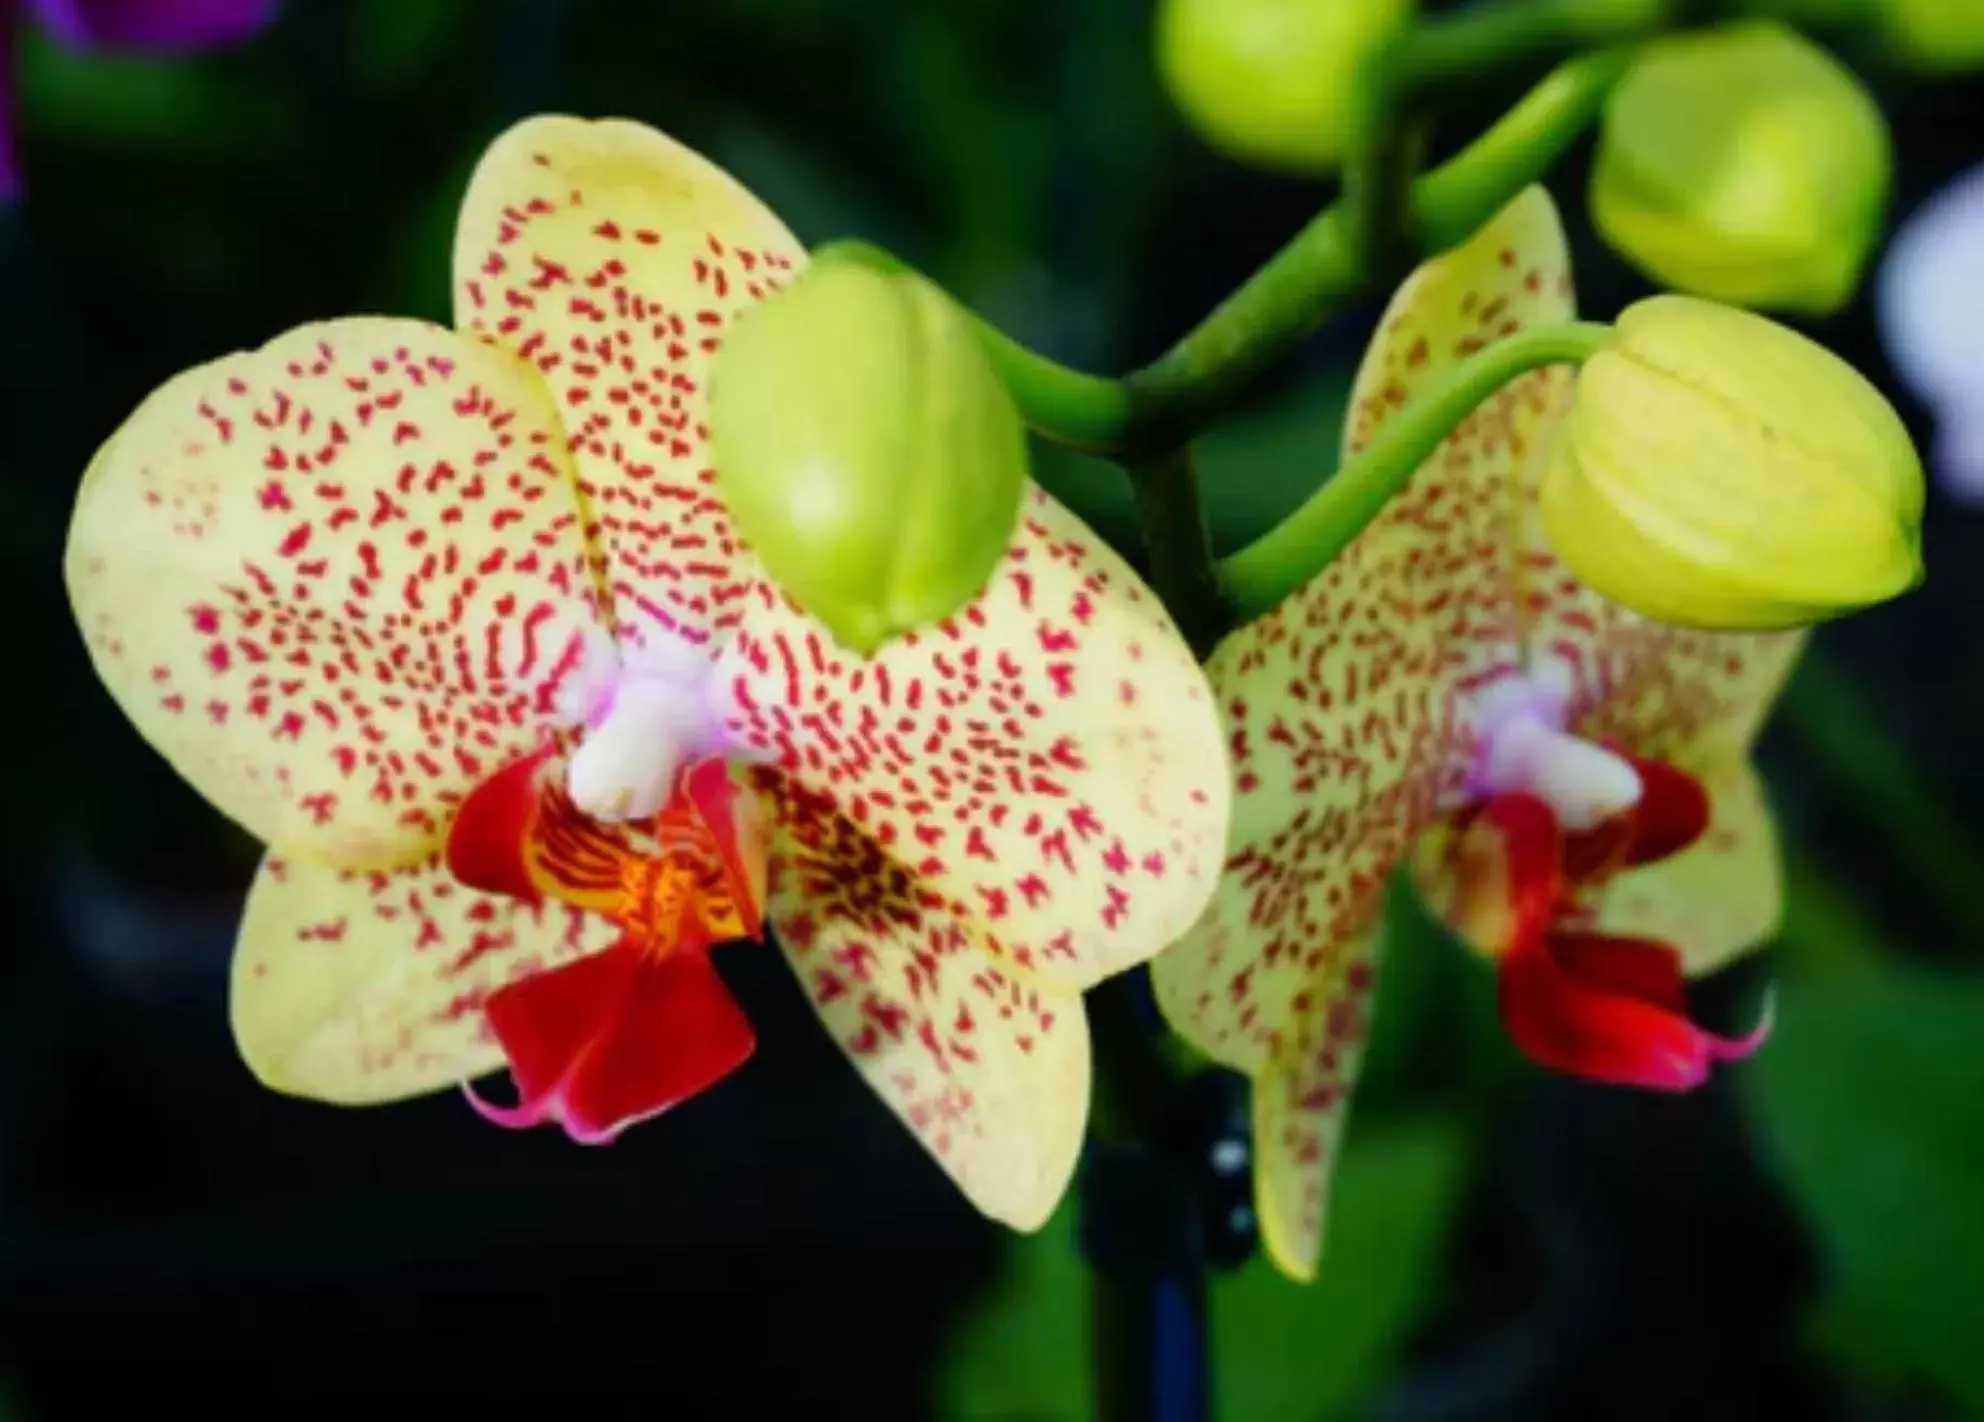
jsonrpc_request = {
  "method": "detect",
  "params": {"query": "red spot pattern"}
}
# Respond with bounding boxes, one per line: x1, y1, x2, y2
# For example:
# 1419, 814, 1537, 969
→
70, 323, 598, 862
76, 119, 1229, 1210
720, 488, 1225, 1221
235, 851, 614, 1094
1160, 190, 1802, 1272
764, 782, 1084, 1222
1156, 192, 1595, 1268
454, 124, 803, 653
724, 488, 1227, 989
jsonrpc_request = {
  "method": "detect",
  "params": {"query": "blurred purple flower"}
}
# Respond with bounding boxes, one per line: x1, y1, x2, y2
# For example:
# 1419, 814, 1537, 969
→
1, 0, 278, 198
1878, 162, 1984, 503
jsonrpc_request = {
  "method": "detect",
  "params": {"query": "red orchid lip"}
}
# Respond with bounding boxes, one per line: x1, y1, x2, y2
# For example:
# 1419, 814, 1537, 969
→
446, 746, 769, 1143
1456, 754, 1768, 1092
1499, 930, 1772, 1091
466, 931, 756, 1143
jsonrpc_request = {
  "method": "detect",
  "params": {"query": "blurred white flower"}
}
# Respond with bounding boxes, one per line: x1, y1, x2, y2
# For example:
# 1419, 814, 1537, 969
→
1878, 162, 1984, 501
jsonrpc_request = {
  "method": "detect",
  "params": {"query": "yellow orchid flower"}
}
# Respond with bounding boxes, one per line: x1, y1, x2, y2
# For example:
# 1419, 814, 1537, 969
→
1153, 185, 1801, 1280
64, 115, 1231, 1232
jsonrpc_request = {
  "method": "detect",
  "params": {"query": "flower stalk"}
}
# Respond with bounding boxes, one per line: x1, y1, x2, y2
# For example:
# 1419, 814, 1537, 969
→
1221, 320, 1614, 619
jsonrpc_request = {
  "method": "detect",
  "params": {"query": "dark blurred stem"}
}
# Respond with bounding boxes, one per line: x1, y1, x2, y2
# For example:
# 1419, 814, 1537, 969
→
1126, 445, 1227, 658
1095, 1272, 1208, 1422
1086, 974, 1209, 1422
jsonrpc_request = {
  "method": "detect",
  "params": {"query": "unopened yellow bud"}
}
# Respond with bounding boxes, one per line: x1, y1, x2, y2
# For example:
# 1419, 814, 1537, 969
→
1155, 0, 1412, 174
1539, 295, 1924, 631
710, 261, 1028, 656
1591, 21, 1890, 317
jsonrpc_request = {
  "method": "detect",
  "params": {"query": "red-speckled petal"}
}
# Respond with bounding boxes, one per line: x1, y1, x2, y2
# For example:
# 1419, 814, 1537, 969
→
230, 849, 619, 1104
65, 318, 601, 869
1250, 922, 1381, 1284
721, 486, 1228, 992
452, 114, 804, 655
1152, 190, 1572, 1278
765, 784, 1089, 1230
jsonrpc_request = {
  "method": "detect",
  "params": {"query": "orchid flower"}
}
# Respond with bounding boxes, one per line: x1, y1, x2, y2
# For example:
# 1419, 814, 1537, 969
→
2, 0, 278, 197
65, 115, 1230, 1230
1878, 160, 1984, 503
1151, 186, 1802, 1279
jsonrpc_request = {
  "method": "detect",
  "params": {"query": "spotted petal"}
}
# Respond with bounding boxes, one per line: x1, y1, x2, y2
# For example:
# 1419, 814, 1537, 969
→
1151, 188, 1573, 1278
763, 781, 1089, 1231
1251, 923, 1381, 1283
721, 487, 1228, 992
231, 850, 618, 1104
65, 318, 601, 869
452, 114, 805, 655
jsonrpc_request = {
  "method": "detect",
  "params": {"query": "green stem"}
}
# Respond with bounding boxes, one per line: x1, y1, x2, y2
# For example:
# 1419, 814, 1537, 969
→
814, 53, 1626, 458
1126, 445, 1228, 658
1399, 0, 1675, 96
806, 237, 1135, 450
1219, 320, 1611, 620
1119, 51, 1628, 452
1411, 47, 1633, 250
1342, 36, 1424, 293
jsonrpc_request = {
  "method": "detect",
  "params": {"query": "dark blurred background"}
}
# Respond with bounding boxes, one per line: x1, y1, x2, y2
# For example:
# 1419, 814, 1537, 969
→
0, 1, 1980, 1418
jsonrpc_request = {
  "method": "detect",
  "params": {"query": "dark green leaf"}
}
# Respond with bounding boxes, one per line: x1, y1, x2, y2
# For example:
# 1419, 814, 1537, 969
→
1745, 968, 1984, 1413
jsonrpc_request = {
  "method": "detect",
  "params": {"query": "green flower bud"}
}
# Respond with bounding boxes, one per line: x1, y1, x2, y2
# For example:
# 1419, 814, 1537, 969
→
710, 261, 1029, 656
1875, 0, 1984, 71
1591, 21, 1890, 316
1155, 0, 1413, 174
1539, 296, 1924, 631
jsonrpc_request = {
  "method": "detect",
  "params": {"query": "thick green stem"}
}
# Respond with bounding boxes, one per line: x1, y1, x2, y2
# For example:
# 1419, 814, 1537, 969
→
1126, 445, 1228, 658
1119, 51, 1627, 453
805, 237, 1135, 449
1342, 36, 1424, 293
814, 53, 1625, 458
1220, 321, 1612, 620
1399, 0, 1676, 96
